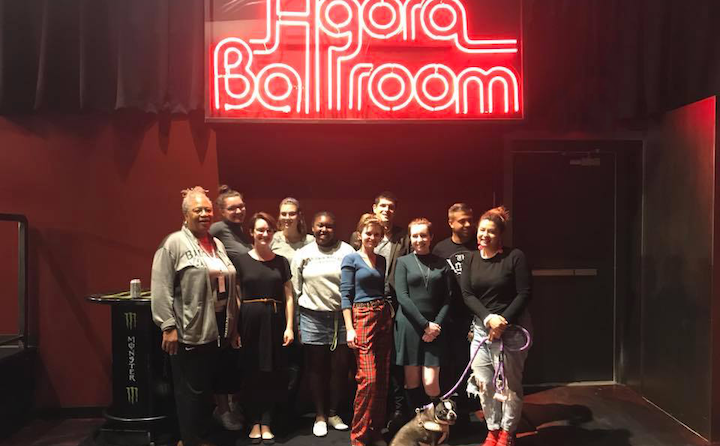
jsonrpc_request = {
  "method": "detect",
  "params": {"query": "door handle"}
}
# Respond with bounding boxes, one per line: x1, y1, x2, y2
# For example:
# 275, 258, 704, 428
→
531, 269, 598, 277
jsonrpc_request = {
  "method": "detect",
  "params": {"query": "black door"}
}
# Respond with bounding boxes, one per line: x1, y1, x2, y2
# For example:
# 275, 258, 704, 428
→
511, 148, 615, 384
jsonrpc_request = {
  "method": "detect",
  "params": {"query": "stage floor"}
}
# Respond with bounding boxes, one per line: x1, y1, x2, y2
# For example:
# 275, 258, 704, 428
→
0, 385, 707, 446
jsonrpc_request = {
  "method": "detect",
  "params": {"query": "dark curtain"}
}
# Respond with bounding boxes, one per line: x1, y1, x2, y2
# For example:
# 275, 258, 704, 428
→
0, 0, 718, 126
523, 0, 720, 129
0, 0, 204, 113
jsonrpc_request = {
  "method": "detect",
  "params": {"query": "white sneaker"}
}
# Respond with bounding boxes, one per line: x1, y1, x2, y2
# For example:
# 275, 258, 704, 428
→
214, 408, 243, 431
327, 415, 349, 431
313, 420, 328, 437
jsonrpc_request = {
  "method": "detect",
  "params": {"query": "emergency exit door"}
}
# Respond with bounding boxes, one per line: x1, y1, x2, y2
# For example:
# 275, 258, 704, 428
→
511, 148, 616, 384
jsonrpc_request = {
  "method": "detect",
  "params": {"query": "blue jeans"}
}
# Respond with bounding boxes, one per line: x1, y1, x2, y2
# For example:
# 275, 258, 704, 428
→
467, 313, 532, 433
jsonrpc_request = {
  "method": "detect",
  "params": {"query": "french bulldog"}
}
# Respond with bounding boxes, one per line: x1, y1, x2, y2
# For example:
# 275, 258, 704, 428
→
389, 399, 457, 446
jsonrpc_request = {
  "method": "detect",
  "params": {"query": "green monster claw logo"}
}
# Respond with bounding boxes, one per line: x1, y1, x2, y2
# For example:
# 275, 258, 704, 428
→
124, 312, 137, 330
126, 386, 139, 404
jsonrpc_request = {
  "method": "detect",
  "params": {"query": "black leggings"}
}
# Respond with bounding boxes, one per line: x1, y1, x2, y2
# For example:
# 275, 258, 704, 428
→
305, 344, 352, 417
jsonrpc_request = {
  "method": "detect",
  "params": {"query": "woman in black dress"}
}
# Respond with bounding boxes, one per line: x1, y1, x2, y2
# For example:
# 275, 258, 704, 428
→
394, 218, 452, 411
235, 212, 295, 443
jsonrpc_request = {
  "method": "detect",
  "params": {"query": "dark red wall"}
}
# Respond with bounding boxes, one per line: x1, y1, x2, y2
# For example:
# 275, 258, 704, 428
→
0, 116, 507, 408
216, 124, 505, 241
0, 221, 19, 334
0, 112, 219, 408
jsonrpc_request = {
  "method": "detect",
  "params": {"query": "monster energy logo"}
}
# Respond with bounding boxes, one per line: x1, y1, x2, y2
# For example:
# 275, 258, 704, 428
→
128, 336, 137, 382
126, 386, 139, 404
124, 312, 137, 330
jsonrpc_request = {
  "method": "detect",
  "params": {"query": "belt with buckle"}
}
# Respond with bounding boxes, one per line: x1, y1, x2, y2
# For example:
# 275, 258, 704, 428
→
243, 297, 283, 313
353, 299, 386, 308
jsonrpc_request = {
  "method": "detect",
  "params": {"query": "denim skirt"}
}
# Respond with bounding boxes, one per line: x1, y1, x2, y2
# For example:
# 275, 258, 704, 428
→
299, 307, 346, 346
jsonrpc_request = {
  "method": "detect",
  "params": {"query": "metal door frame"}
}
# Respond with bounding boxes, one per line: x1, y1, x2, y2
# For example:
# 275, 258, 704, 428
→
502, 133, 643, 385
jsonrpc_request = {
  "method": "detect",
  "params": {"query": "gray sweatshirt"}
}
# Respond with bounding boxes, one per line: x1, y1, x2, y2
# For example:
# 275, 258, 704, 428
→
272, 232, 315, 265
151, 226, 238, 345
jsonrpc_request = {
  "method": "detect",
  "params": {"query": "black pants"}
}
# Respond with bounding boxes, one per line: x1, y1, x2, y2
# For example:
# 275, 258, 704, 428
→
214, 310, 242, 394
286, 339, 304, 412
170, 341, 218, 446
388, 299, 406, 419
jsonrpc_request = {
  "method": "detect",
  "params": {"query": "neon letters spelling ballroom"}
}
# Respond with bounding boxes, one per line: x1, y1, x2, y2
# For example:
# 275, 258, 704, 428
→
209, 0, 523, 120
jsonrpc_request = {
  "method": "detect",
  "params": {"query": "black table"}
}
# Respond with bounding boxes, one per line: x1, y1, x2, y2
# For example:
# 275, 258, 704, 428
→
87, 293, 175, 446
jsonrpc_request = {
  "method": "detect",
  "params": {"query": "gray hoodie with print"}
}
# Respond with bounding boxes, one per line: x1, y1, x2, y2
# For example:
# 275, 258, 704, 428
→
151, 226, 238, 345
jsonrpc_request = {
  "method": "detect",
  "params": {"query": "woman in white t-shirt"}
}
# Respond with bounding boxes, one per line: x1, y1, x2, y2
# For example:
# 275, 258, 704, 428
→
291, 212, 355, 437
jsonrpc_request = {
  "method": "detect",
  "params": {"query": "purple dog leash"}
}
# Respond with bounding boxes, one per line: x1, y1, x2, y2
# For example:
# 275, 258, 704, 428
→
441, 324, 531, 401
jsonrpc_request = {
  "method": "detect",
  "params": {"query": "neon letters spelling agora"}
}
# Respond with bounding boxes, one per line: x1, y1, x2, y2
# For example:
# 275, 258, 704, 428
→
209, 0, 523, 120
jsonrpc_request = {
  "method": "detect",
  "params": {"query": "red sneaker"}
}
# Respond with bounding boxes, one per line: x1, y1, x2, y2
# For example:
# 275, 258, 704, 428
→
496, 430, 515, 446
481, 430, 500, 446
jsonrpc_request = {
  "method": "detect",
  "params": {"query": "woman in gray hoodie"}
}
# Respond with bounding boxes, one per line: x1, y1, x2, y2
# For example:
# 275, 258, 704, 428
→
151, 186, 239, 446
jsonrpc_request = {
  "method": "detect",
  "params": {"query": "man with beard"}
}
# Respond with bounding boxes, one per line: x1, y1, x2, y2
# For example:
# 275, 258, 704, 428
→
350, 191, 410, 436
432, 203, 477, 429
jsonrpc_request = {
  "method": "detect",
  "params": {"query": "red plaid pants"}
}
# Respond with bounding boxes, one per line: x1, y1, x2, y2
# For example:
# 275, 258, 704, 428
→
351, 301, 393, 446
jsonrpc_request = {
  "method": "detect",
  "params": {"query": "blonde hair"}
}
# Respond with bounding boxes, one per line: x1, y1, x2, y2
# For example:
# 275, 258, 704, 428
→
277, 197, 308, 235
356, 213, 385, 236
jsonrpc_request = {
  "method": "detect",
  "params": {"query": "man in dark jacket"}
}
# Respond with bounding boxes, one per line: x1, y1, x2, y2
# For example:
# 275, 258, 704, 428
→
350, 191, 410, 300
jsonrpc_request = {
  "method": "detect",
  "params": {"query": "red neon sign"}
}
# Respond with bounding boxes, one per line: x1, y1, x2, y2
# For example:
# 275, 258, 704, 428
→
208, 0, 522, 120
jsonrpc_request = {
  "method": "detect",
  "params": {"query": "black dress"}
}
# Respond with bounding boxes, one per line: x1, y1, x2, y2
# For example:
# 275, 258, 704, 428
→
236, 253, 291, 373
235, 253, 292, 417
394, 253, 452, 366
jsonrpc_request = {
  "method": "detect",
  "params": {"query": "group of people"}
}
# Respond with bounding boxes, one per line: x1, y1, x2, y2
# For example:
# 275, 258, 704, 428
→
151, 187, 532, 446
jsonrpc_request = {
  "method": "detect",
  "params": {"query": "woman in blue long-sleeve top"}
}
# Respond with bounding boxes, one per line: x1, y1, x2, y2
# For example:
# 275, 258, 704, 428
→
341, 213, 393, 446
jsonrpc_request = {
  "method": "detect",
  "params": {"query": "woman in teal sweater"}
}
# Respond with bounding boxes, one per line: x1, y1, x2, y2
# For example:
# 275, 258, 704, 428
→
394, 218, 453, 412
